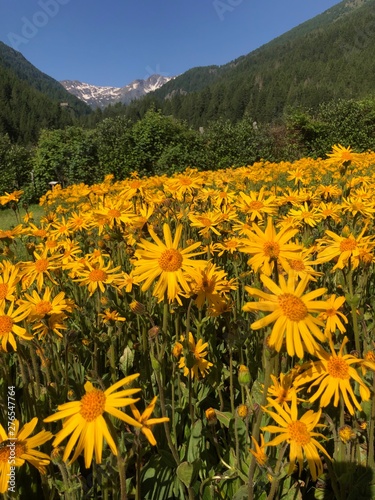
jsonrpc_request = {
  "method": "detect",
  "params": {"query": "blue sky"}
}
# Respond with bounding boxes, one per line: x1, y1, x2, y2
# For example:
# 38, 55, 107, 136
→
1, 0, 341, 87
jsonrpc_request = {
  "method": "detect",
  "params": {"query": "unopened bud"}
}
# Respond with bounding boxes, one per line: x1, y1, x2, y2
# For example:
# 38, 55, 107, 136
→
238, 365, 251, 386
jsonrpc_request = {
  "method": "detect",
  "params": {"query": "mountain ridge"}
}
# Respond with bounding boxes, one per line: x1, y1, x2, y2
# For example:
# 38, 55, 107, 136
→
60, 74, 173, 109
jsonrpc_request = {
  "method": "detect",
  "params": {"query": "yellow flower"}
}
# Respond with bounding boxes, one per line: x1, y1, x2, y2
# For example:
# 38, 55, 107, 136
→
188, 210, 223, 236
249, 434, 268, 467
98, 309, 126, 323
0, 418, 52, 493
243, 273, 328, 359
0, 260, 20, 303
267, 372, 301, 408
44, 375, 142, 468
316, 228, 375, 270
317, 294, 348, 337
0, 189, 23, 205
262, 394, 330, 481
178, 332, 213, 379
0, 301, 32, 351
325, 144, 362, 167
18, 287, 73, 320
130, 396, 169, 446
132, 223, 205, 304
74, 257, 123, 296
187, 262, 236, 309
235, 187, 278, 221
20, 249, 60, 291
240, 217, 302, 276
294, 337, 371, 415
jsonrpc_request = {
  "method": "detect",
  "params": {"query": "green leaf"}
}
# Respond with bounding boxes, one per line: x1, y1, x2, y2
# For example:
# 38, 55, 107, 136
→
187, 419, 203, 462
232, 485, 249, 500
177, 461, 195, 488
216, 411, 233, 428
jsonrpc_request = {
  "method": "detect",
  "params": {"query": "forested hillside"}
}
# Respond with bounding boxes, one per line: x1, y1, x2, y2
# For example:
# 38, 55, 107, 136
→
0, 42, 91, 143
117, 0, 375, 126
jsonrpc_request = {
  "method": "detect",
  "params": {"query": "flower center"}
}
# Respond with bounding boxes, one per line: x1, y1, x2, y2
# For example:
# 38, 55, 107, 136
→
201, 277, 215, 294
179, 177, 192, 186
325, 308, 337, 317
341, 152, 352, 161
35, 259, 49, 272
327, 356, 350, 379
249, 201, 264, 210
0, 315, 13, 335
80, 390, 106, 422
34, 229, 47, 238
263, 241, 280, 259
287, 421, 311, 445
158, 249, 183, 272
108, 209, 121, 218
0, 441, 26, 462
199, 217, 213, 227
35, 301, 53, 316
289, 259, 305, 271
340, 238, 357, 252
0, 283, 8, 300
46, 240, 58, 249
89, 269, 108, 282
277, 388, 289, 403
278, 293, 308, 321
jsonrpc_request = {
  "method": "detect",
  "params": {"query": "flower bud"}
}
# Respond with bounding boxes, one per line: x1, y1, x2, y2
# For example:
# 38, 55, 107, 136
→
205, 407, 217, 425
238, 365, 251, 386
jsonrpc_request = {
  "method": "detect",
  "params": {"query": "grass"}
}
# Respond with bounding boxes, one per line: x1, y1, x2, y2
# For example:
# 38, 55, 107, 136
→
0, 204, 44, 230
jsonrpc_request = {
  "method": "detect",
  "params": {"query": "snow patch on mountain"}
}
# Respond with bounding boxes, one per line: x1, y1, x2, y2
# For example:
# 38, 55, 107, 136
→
60, 74, 173, 109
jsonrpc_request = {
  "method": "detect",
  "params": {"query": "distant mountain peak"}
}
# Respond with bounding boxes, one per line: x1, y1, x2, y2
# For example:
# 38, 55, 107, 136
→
60, 74, 173, 109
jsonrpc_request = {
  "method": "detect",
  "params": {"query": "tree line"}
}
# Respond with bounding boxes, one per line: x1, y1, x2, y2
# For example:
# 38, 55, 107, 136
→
1, 98, 375, 203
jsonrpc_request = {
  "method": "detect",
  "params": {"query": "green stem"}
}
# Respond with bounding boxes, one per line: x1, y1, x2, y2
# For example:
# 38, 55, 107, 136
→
367, 373, 375, 468
248, 346, 275, 500
266, 444, 288, 500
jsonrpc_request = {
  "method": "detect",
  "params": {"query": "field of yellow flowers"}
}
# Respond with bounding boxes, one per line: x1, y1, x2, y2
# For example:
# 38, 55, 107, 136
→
1, 144, 375, 499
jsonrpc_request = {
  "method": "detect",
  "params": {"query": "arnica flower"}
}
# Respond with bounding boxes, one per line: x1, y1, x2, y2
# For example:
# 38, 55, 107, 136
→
317, 294, 348, 337
74, 257, 123, 296
18, 287, 73, 321
0, 301, 32, 351
130, 396, 169, 446
0, 418, 52, 493
267, 372, 302, 409
249, 434, 268, 467
0, 260, 20, 304
132, 223, 205, 304
187, 262, 236, 309
20, 249, 59, 291
0, 189, 24, 205
44, 375, 142, 468
177, 332, 213, 379
315, 228, 370, 271
325, 144, 362, 167
262, 394, 330, 481
240, 217, 302, 276
235, 187, 278, 221
243, 273, 328, 359
294, 337, 371, 415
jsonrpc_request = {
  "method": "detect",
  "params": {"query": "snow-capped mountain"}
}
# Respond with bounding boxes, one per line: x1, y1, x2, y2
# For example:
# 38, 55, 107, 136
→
60, 74, 173, 109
